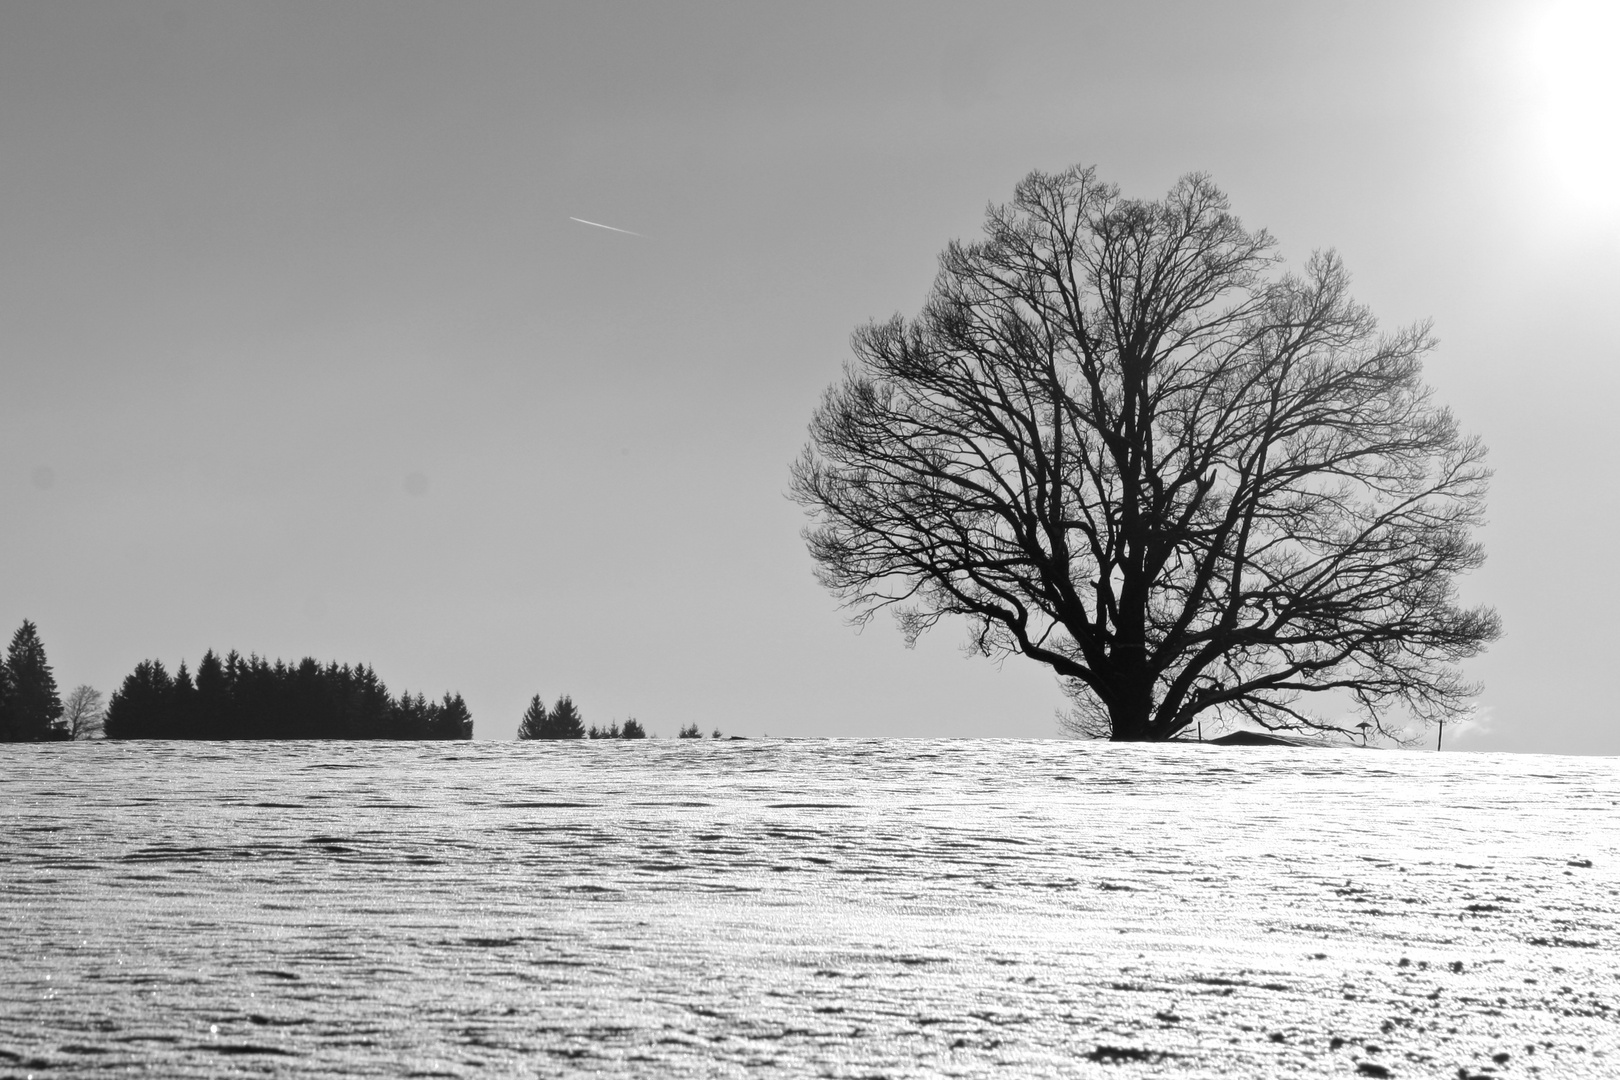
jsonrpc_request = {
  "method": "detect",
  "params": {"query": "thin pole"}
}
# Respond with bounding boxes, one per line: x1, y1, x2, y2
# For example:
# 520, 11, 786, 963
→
1437, 720, 1444, 752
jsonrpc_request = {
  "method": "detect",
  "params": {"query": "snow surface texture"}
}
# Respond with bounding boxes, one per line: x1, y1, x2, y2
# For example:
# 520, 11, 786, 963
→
1, 740, 1616, 1078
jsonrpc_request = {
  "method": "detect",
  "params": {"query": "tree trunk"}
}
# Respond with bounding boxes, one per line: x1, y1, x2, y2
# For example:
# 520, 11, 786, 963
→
1106, 672, 1157, 741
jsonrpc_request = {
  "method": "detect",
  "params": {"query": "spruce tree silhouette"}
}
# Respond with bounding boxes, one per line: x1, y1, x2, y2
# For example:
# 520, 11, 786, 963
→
194, 650, 229, 736
620, 717, 646, 739
538, 694, 585, 739
104, 659, 173, 738
516, 695, 550, 740
172, 661, 198, 739
0, 621, 66, 741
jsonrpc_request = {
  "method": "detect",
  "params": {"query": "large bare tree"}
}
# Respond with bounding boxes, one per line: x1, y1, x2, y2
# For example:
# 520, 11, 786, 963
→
792, 166, 1499, 742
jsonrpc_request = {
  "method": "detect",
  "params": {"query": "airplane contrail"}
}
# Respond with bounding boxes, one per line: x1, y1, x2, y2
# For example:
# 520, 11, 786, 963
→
569, 216, 642, 237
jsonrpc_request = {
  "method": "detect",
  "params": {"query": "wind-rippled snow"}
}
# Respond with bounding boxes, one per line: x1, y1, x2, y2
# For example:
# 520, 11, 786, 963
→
2, 739, 1617, 1078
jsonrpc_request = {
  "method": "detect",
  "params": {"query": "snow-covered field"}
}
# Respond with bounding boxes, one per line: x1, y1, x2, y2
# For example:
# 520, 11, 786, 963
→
2, 740, 1616, 1078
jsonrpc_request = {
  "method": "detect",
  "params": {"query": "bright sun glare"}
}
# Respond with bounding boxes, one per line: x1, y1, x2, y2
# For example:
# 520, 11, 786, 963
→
1522, 1, 1620, 217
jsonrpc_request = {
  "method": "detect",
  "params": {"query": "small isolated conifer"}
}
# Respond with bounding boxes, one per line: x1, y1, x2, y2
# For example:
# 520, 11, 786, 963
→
620, 717, 646, 739
677, 723, 702, 739
0, 620, 66, 741
516, 694, 549, 740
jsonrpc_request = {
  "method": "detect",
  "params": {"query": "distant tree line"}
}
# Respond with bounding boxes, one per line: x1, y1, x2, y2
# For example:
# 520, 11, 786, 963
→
3, 617, 727, 744
589, 717, 645, 739
104, 650, 473, 740
516, 694, 658, 740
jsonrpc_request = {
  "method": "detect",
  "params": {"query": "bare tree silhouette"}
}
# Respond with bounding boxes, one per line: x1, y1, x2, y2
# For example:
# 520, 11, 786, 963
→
793, 165, 1499, 742
61, 684, 106, 739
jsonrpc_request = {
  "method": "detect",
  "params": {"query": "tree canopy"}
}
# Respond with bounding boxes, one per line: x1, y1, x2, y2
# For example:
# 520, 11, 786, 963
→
793, 165, 1499, 742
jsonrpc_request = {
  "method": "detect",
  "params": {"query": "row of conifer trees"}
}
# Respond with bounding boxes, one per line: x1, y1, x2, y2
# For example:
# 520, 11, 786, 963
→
513, 694, 721, 740
516, 694, 645, 739
104, 651, 473, 740
3, 618, 719, 742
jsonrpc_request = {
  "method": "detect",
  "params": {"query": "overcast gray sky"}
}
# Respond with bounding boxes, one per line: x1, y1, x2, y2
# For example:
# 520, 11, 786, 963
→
3, 1, 1616, 751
